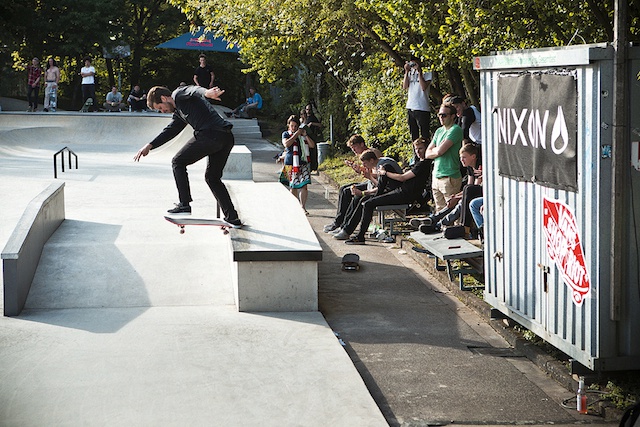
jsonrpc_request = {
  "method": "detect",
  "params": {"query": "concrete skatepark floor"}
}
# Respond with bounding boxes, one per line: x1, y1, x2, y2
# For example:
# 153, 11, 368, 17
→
0, 109, 617, 426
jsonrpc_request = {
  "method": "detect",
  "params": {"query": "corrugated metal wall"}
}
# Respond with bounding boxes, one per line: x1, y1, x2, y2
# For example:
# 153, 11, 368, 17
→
478, 45, 632, 370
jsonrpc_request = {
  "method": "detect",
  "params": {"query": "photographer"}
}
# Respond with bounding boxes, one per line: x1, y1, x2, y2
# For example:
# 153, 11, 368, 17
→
402, 57, 433, 142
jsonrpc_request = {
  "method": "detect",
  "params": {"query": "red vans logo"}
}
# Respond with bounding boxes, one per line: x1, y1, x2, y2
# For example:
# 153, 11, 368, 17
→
542, 197, 591, 306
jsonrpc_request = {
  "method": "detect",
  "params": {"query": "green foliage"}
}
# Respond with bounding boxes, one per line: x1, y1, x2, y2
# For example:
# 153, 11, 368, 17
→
352, 56, 411, 161
318, 154, 362, 187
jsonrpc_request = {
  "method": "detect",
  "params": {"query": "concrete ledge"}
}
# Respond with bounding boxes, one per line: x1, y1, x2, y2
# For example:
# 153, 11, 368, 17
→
232, 260, 318, 312
227, 181, 322, 312
224, 145, 253, 180
2, 182, 65, 316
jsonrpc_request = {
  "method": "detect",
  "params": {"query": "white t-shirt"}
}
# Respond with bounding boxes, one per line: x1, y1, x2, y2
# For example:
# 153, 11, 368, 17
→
81, 66, 95, 85
469, 105, 482, 143
405, 70, 432, 112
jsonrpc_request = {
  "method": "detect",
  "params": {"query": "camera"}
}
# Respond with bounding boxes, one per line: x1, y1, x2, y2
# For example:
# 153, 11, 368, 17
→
408, 61, 416, 68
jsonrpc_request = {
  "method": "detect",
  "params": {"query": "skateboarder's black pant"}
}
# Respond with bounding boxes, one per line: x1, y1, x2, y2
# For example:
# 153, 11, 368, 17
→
172, 128, 239, 222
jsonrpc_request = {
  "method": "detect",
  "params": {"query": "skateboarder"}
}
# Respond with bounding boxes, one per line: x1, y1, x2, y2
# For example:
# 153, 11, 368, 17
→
133, 85, 242, 227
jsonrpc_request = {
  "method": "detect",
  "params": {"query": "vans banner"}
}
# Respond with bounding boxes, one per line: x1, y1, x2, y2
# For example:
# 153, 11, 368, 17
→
496, 73, 578, 192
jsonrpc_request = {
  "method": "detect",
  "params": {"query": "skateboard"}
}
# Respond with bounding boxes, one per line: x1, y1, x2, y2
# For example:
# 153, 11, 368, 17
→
341, 253, 360, 271
49, 86, 57, 112
164, 215, 237, 234
80, 97, 93, 112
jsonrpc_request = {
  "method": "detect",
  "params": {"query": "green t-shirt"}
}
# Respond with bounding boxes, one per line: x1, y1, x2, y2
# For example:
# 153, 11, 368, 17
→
432, 124, 463, 179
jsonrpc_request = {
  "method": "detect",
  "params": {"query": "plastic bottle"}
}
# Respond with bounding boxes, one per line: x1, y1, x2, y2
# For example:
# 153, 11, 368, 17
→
577, 376, 588, 414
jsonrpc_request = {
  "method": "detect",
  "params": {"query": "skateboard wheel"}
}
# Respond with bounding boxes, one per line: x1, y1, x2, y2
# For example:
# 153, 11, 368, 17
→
179, 227, 185, 234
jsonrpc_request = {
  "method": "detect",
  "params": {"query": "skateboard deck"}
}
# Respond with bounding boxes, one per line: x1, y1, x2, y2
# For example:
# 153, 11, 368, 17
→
341, 253, 360, 271
80, 97, 93, 112
49, 86, 57, 112
164, 215, 237, 234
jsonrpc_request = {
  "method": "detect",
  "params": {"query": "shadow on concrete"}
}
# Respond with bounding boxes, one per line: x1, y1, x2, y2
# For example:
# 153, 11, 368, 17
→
21, 220, 150, 333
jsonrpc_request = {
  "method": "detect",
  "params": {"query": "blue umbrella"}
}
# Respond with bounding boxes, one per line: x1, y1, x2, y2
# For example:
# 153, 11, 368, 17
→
156, 27, 239, 53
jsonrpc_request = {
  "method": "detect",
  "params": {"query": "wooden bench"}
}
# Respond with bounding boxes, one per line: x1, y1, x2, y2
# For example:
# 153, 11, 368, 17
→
226, 181, 322, 312
410, 231, 484, 290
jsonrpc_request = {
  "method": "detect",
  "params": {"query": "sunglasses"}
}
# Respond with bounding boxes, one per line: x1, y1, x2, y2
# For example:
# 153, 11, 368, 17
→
438, 113, 450, 117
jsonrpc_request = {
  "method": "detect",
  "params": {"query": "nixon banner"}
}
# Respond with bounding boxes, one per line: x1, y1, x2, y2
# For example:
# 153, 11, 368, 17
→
496, 73, 578, 191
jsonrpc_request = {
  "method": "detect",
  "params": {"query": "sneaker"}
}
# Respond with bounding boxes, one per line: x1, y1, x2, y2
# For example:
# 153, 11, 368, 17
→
419, 223, 441, 234
43, 108, 49, 112
345, 236, 365, 245
409, 217, 432, 229
323, 223, 338, 233
167, 203, 191, 214
333, 229, 351, 240
226, 218, 243, 228
329, 227, 344, 236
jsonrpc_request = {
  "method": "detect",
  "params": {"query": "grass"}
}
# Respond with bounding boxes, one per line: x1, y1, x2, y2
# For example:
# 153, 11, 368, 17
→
318, 154, 362, 187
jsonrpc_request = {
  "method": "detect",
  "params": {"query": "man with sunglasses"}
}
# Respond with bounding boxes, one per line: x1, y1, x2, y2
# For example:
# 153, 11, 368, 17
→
425, 104, 464, 213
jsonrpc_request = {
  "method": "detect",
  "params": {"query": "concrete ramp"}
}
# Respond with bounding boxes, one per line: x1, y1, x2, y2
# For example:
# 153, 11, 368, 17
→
0, 112, 386, 426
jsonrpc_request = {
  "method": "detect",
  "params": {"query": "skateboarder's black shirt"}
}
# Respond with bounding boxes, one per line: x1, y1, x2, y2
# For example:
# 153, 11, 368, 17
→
149, 85, 233, 149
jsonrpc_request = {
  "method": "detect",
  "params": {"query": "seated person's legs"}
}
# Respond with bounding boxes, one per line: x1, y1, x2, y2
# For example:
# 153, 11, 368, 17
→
332, 195, 369, 239
324, 182, 367, 232
469, 197, 484, 228
347, 189, 410, 244
460, 185, 483, 228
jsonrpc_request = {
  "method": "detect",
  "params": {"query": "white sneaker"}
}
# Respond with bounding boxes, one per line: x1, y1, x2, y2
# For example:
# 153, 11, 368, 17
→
333, 229, 351, 240
330, 227, 344, 236
323, 223, 338, 233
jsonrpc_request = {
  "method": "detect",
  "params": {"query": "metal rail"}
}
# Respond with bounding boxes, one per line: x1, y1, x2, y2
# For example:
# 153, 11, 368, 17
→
53, 147, 78, 179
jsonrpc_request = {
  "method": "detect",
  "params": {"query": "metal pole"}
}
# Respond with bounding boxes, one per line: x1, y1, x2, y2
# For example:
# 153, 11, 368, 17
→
610, 0, 628, 321
330, 115, 334, 145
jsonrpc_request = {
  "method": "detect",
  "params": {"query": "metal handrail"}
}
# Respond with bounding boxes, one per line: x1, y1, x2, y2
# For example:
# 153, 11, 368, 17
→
53, 147, 78, 179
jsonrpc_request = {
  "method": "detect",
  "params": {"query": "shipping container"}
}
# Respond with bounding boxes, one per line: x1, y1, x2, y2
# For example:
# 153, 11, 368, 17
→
475, 43, 640, 372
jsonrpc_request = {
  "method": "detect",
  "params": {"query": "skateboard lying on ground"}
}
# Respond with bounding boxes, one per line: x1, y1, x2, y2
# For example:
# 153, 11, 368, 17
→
164, 216, 237, 234
341, 253, 360, 271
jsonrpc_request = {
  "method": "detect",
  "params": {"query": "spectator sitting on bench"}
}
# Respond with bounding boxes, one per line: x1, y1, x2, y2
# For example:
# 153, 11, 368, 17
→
104, 86, 126, 112
128, 85, 147, 111
469, 196, 484, 243
323, 135, 382, 234
415, 142, 483, 236
332, 149, 402, 240
229, 87, 262, 118
345, 137, 430, 245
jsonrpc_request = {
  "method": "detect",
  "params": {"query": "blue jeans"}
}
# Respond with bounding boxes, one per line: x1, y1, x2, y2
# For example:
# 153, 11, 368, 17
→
469, 197, 484, 228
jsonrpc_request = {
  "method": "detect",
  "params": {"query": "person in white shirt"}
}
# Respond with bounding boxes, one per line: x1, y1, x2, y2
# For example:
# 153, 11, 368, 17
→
403, 57, 433, 142
80, 57, 96, 111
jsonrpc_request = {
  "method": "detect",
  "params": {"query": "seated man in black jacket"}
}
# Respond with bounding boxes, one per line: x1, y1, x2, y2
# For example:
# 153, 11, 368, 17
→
345, 137, 430, 245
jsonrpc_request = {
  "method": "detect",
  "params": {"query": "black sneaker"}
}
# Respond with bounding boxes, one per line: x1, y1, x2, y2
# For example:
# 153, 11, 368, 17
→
345, 236, 365, 245
226, 218, 243, 228
419, 223, 441, 234
167, 203, 191, 214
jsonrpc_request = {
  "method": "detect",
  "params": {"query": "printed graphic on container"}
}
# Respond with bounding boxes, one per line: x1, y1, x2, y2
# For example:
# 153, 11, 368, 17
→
542, 196, 591, 306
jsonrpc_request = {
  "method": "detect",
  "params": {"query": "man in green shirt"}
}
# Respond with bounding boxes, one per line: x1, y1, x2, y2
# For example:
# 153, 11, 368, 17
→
426, 104, 463, 213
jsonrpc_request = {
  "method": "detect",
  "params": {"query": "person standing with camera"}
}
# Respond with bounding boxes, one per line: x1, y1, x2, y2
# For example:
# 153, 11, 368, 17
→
403, 57, 433, 142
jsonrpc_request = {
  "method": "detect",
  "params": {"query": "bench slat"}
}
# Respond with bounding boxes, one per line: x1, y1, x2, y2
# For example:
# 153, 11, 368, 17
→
410, 231, 483, 260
